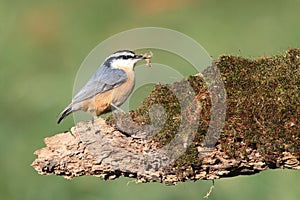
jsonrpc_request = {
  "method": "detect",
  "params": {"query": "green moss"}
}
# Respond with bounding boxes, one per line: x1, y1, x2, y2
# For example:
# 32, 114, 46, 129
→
107, 48, 300, 175
217, 48, 300, 164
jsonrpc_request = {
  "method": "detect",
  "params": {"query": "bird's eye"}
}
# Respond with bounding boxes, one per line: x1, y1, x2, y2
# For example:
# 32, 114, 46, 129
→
121, 55, 133, 59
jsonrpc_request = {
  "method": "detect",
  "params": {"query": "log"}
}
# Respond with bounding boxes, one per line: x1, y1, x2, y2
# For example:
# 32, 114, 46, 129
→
31, 49, 300, 185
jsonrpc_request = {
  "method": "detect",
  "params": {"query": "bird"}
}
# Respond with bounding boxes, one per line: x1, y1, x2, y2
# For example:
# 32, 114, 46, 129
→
57, 50, 151, 124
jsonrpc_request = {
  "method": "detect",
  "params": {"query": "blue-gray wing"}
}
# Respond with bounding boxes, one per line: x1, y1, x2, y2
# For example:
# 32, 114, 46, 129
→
71, 66, 127, 104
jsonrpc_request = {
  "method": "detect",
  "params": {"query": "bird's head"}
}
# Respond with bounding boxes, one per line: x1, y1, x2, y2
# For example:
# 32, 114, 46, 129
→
104, 50, 145, 70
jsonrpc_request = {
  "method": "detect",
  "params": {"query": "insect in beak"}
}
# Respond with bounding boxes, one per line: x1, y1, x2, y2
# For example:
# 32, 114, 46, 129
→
141, 51, 153, 67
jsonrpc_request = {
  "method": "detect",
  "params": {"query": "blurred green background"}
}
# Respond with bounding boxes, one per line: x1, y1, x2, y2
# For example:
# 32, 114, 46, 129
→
1, 0, 299, 199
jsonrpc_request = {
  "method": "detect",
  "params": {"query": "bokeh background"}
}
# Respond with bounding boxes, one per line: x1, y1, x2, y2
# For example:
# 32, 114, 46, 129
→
1, 0, 299, 199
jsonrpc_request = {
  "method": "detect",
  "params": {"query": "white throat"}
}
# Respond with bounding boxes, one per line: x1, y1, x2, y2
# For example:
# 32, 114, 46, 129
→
110, 59, 140, 70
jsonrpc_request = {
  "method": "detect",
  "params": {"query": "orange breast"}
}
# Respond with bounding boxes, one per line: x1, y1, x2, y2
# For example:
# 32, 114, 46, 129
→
79, 67, 135, 116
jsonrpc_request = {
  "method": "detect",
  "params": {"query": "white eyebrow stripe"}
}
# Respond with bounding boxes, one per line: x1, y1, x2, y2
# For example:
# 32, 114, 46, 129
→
106, 51, 135, 59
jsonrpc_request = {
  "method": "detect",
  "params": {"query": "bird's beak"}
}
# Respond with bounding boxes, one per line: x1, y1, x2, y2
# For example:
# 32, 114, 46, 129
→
135, 54, 144, 60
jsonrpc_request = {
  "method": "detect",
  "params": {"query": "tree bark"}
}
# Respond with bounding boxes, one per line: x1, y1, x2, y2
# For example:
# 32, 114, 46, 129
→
32, 49, 300, 185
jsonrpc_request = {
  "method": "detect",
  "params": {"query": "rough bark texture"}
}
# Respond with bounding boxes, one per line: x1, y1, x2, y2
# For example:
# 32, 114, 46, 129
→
32, 49, 300, 185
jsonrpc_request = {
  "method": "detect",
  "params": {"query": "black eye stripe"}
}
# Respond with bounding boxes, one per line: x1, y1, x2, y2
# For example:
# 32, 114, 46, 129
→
120, 55, 135, 59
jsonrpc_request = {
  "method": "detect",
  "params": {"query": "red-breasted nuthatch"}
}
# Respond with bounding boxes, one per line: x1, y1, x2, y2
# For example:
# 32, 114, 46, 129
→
57, 50, 151, 124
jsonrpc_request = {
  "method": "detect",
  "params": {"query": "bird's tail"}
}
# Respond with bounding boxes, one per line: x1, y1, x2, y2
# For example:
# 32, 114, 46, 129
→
57, 105, 73, 124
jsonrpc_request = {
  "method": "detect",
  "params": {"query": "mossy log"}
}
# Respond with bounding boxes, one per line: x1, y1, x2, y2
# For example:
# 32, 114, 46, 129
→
32, 49, 300, 185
